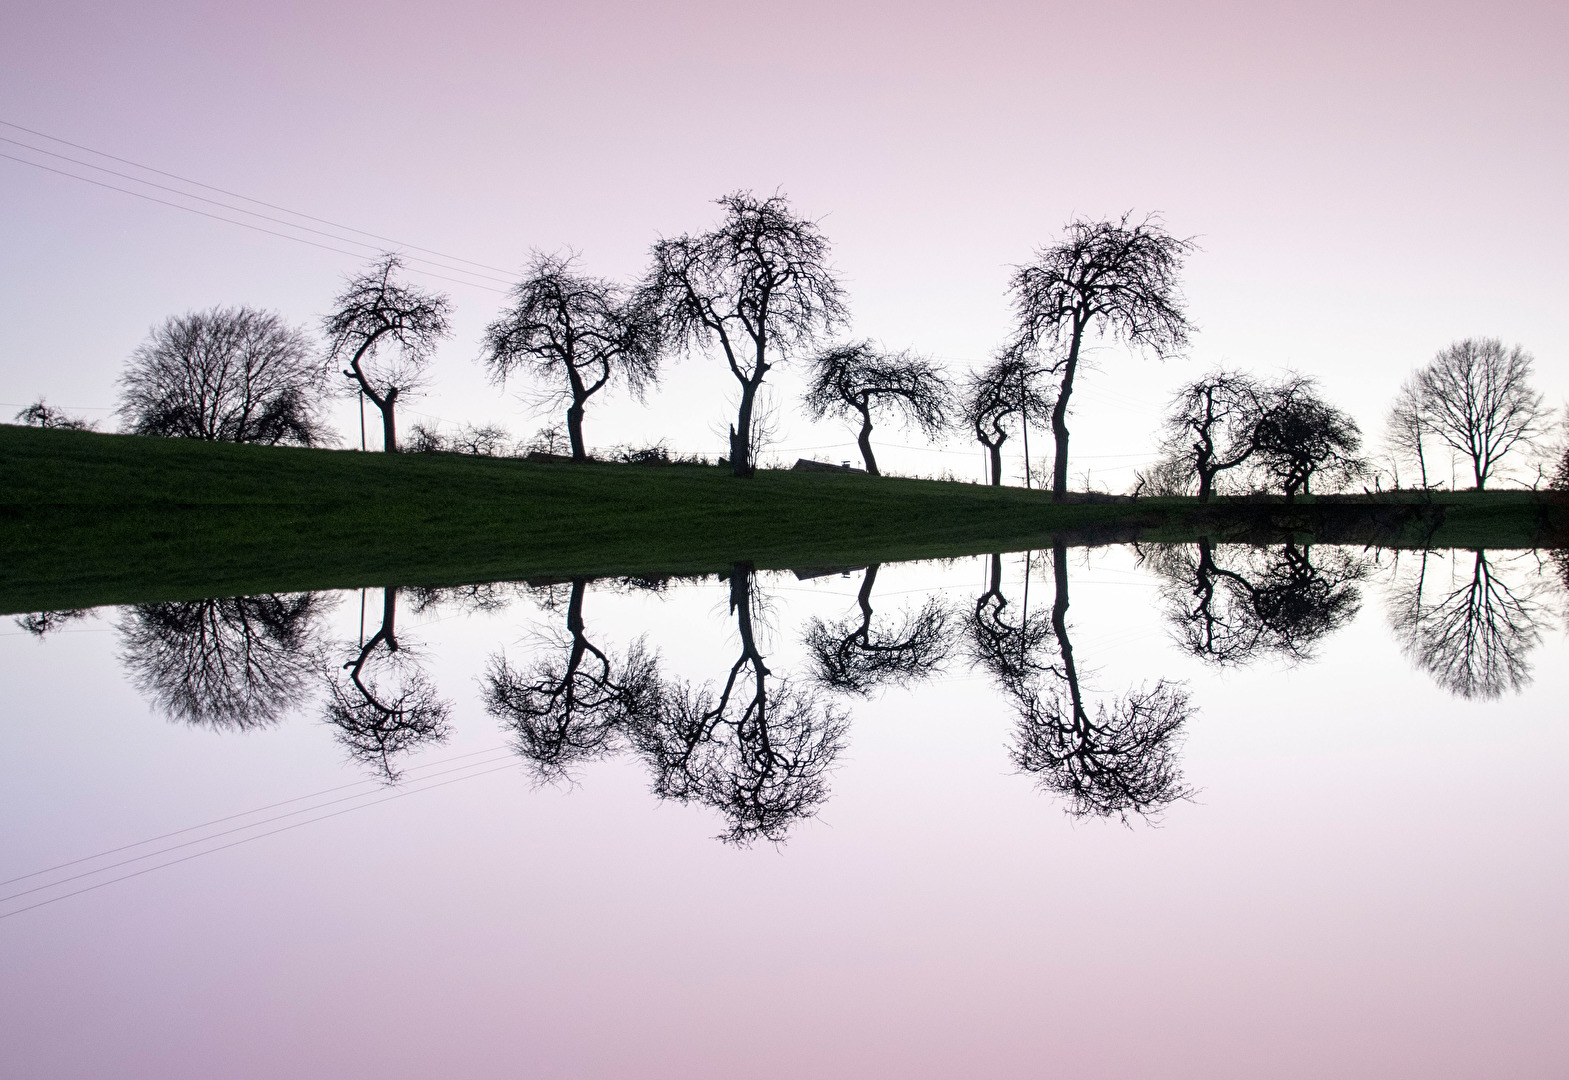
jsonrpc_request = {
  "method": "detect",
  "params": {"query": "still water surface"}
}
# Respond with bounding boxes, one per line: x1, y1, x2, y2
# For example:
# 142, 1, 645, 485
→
3, 545, 1566, 1078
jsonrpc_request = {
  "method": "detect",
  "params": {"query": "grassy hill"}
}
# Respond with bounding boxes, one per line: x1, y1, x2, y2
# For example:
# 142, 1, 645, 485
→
2, 424, 1562, 614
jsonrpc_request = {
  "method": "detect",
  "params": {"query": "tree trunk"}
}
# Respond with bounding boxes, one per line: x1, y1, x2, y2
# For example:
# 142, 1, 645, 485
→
731, 376, 761, 478
857, 409, 879, 476
1197, 467, 1214, 502
380, 389, 399, 454
567, 401, 587, 462
1050, 327, 1083, 503
1050, 540, 1083, 715
988, 441, 1004, 486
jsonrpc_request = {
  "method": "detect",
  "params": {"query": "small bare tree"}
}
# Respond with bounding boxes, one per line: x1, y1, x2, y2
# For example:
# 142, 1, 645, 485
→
1157, 369, 1264, 501
1410, 339, 1550, 490
118, 307, 329, 445
323, 254, 452, 453
480, 252, 662, 462
640, 191, 847, 477
801, 342, 952, 475
13, 398, 94, 431
960, 349, 1052, 486
1009, 214, 1196, 502
1384, 374, 1430, 489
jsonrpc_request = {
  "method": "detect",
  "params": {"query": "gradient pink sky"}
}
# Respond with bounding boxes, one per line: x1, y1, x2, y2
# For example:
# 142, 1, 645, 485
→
2, 0, 1565, 478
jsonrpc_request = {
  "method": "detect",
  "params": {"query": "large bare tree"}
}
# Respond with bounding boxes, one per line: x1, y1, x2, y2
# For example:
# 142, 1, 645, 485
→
1410, 339, 1550, 489
480, 252, 662, 462
801, 342, 952, 475
323, 254, 453, 453
118, 307, 329, 445
1250, 374, 1366, 500
640, 191, 847, 477
1009, 214, 1195, 501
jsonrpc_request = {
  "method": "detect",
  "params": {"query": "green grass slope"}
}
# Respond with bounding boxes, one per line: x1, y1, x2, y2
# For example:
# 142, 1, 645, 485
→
2, 424, 1562, 614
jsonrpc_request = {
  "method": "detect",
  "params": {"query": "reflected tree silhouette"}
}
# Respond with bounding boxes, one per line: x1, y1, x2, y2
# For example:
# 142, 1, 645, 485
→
321, 587, 451, 780
1147, 540, 1368, 666
1388, 549, 1547, 699
802, 564, 954, 696
1010, 542, 1194, 820
629, 565, 848, 844
967, 547, 1193, 820
482, 578, 661, 782
118, 593, 330, 730
965, 552, 1056, 688
15, 609, 90, 638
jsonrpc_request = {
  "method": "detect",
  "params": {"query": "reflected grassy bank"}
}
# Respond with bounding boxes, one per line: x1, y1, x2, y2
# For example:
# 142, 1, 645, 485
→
3, 424, 1564, 614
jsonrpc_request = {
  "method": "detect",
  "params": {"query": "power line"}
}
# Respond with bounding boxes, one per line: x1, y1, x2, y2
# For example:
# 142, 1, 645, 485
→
0, 118, 518, 277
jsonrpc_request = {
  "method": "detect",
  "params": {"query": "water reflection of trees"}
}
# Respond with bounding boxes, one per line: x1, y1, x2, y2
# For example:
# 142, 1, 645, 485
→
483, 578, 660, 781
968, 546, 1194, 821
489, 567, 848, 844
802, 564, 954, 696
321, 587, 452, 780
118, 593, 330, 730
1388, 549, 1548, 699
1146, 540, 1367, 666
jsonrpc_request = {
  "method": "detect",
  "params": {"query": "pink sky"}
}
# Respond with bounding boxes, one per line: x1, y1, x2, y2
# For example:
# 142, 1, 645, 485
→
2, 0, 1564, 478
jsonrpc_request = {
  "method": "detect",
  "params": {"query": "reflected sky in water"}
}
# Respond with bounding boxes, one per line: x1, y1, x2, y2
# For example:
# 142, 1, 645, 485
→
2, 545, 1566, 1078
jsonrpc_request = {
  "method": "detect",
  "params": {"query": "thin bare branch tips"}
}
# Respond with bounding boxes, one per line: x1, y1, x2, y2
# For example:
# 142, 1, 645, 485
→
802, 341, 954, 475
1405, 338, 1551, 490
1384, 374, 1431, 490
960, 347, 1053, 486
13, 398, 95, 431
117, 306, 331, 446
323, 253, 453, 453
1008, 211, 1197, 501
638, 190, 848, 478
480, 251, 664, 463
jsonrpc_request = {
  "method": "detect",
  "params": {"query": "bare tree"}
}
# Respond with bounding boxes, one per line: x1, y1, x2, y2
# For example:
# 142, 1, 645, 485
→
1387, 549, 1548, 699
119, 593, 330, 730
320, 587, 451, 780
1250, 374, 1366, 500
640, 191, 847, 477
960, 349, 1053, 486
481, 252, 662, 462
1384, 374, 1430, 489
13, 398, 94, 431
1145, 540, 1367, 666
118, 307, 329, 445
1009, 214, 1196, 501
627, 565, 848, 843
482, 578, 662, 782
1009, 542, 1194, 820
1156, 369, 1264, 501
802, 564, 954, 695
323, 255, 453, 453
1410, 339, 1550, 490
801, 342, 952, 475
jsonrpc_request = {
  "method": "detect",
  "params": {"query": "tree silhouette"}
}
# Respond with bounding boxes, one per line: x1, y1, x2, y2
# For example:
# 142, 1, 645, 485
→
964, 552, 1056, 687
640, 191, 847, 477
14, 609, 89, 638
1250, 374, 1366, 500
118, 307, 330, 446
1409, 338, 1551, 490
802, 564, 954, 695
1156, 370, 1264, 500
1009, 214, 1195, 501
1147, 540, 1367, 666
118, 593, 330, 730
480, 252, 662, 462
627, 565, 848, 843
1388, 549, 1547, 699
482, 578, 662, 782
801, 342, 952, 475
321, 587, 451, 779
960, 349, 1052, 486
323, 254, 453, 453
1009, 542, 1194, 820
